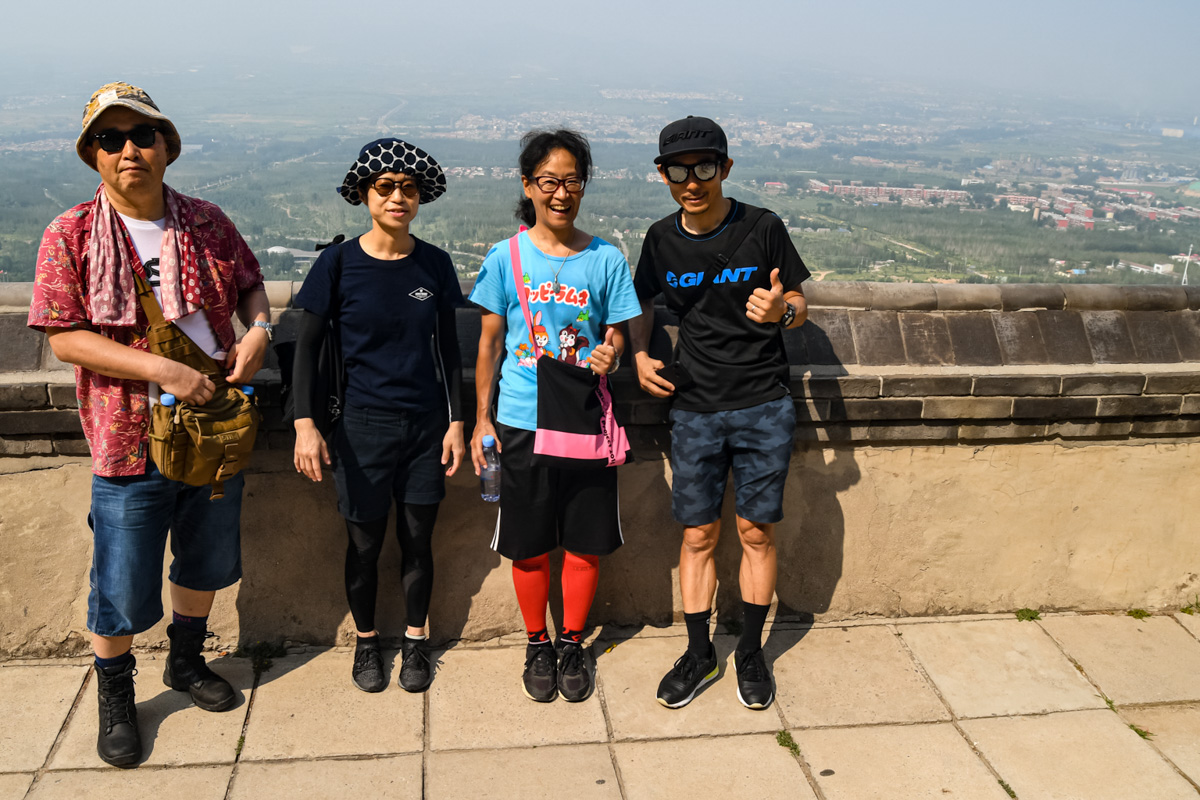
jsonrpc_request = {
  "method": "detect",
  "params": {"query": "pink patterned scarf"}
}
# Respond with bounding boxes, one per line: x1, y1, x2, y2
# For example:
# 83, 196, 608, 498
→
86, 183, 203, 325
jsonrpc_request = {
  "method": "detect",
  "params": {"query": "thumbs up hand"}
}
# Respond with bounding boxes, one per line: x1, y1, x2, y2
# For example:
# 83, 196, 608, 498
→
590, 326, 621, 376
746, 268, 787, 324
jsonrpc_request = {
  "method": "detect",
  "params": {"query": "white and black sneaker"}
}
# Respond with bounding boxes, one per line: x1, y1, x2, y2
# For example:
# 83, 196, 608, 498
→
656, 647, 719, 709
556, 642, 594, 702
734, 648, 774, 710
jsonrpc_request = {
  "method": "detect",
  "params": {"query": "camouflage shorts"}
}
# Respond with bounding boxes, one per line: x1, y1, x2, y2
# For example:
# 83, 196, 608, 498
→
668, 395, 796, 527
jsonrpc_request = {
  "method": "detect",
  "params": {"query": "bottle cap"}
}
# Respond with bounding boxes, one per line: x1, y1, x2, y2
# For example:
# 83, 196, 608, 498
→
242, 386, 254, 395
160, 393, 176, 406
482, 435, 495, 448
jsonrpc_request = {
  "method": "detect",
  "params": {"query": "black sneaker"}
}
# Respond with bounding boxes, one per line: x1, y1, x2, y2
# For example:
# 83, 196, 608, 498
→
95, 657, 141, 767
351, 639, 386, 693
398, 637, 433, 693
734, 647, 774, 710
522, 643, 557, 702
556, 642, 594, 702
656, 647, 719, 709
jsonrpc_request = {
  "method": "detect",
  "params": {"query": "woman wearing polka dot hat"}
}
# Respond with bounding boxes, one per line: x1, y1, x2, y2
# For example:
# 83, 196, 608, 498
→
292, 138, 463, 694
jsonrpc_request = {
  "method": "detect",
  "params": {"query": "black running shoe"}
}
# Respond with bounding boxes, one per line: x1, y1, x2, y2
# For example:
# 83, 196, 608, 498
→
556, 642, 594, 702
398, 638, 433, 693
656, 647, 719, 709
522, 643, 557, 702
734, 647, 774, 710
351, 639, 386, 693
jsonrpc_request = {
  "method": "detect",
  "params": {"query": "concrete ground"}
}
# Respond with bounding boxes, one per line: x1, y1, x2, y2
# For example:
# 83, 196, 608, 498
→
3, 612, 1200, 799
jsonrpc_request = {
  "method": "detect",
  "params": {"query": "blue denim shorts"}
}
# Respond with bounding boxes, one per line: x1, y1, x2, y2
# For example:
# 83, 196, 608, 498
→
669, 395, 796, 527
88, 461, 244, 637
331, 404, 446, 521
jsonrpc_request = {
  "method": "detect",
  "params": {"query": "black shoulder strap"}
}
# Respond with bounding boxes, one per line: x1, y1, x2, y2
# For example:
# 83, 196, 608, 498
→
677, 206, 770, 321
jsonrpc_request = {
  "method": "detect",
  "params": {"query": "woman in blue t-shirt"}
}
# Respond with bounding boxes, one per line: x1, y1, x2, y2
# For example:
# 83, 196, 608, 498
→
469, 129, 641, 703
292, 139, 465, 695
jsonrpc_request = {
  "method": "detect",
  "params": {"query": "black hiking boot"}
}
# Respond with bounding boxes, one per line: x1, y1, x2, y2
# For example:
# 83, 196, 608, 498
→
163, 624, 236, 711
96, 657, 141, 767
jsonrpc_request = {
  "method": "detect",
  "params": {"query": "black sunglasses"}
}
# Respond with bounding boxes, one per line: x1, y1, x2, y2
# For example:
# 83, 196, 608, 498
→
664, 161, 720, 185
92, 124, 161, 153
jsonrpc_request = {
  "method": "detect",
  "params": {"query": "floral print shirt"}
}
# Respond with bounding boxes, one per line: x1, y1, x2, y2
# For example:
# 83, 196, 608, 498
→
27, 193, 263, 476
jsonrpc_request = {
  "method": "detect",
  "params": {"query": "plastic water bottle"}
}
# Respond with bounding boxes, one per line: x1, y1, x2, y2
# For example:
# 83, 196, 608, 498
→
480, 435, 501, 502
160, 393, 176, 406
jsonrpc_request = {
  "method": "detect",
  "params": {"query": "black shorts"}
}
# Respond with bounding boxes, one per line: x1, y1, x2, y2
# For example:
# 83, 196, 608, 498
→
491, 423, 623, 561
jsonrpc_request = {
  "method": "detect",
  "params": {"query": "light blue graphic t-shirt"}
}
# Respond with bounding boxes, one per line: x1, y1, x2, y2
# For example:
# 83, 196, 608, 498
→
469, 232, 641, 431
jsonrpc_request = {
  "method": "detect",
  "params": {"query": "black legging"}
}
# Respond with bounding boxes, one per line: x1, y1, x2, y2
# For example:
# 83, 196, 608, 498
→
345, 503, 439, 632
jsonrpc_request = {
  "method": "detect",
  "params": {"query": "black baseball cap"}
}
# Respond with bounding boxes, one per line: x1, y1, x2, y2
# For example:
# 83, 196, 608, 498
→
654, 116, 729, 165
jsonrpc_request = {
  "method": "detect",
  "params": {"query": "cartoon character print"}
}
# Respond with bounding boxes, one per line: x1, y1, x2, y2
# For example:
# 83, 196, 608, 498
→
515, 310, 554, 367
557, 324, 590, 367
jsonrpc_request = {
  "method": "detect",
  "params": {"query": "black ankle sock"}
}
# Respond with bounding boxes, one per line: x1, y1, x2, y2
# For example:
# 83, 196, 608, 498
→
172, 611, 208, 633
527, 629, 551, 646
738, 601, 771, 654
559, 627, 584, 646
94, 651, 133, 671
684, 610, 713, 658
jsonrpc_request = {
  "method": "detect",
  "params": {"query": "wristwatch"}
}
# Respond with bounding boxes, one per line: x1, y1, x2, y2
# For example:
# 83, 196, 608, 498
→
251, 320, 274, 341
778, 303, 796, 329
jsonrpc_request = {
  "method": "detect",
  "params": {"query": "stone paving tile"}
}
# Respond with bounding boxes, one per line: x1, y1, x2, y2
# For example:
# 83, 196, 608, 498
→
1121, 703, 1200, 786
51, 654, 253, 769
0, 775, 33, 800
229, 755, 422, 799
428, 744, 620, 798
29, 766, 232, 799
1040, 615, 1200, 704
241, 649, 422, 761
962, 709, 1198, 800
613, 735, 817, 800
0, 665, 86, 772
767, 625, 947, 728
1175, 612, 1200, 640
427, 644, 607, 751
599, 635, 780, 741
899, 619, 1104, 718
797, 723, 1012, 800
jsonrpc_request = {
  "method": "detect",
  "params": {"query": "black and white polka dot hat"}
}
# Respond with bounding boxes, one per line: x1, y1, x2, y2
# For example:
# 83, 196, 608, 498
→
338, 138, 447, 205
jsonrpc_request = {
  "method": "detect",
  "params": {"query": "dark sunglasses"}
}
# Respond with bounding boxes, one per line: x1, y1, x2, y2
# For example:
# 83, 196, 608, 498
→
369, 177, 420, 198
531, 175, 585, 194
92, 124, 160, 153
664, 161, 720, 185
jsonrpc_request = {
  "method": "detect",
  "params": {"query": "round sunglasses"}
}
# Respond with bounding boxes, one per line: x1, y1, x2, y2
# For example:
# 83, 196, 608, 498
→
663, 161, 720, 185
368, 177, 420, 198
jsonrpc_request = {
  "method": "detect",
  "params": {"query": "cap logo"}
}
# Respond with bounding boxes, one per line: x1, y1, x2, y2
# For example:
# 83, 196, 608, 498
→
663, 130, 712, 146
98, 90, 118, 105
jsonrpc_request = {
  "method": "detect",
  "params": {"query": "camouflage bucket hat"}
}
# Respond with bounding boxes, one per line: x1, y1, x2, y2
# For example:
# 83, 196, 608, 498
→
76, 81, 182, 170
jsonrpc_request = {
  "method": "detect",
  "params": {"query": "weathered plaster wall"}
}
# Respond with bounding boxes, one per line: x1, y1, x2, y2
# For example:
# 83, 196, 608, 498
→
4, 440, 1196, 659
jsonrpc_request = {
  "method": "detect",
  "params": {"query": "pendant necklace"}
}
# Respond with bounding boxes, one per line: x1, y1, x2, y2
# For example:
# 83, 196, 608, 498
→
542, 246, 573, 293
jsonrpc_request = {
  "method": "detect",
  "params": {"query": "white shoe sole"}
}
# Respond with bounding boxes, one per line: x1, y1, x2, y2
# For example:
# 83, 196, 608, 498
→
657, 664, 719, 709
736, 682, 774, 710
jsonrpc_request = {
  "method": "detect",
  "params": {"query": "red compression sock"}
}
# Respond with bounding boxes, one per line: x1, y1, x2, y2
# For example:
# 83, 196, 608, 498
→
511, 554, 551, 636
561, 551, 600, 634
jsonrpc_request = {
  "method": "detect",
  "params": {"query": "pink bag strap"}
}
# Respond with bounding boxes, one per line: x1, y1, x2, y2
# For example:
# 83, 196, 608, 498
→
509, 233, 543, 359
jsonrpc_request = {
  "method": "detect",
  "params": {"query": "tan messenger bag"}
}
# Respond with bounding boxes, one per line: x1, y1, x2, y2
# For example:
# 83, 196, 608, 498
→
135, 273, 259, 500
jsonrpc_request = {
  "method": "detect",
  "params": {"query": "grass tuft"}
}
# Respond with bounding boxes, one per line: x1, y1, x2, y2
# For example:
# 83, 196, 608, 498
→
1129, 723, 1154, 740
776, 730, 801, 758
998, 778, 1017, 798
234, 639, 287, 676
1127, 609, 1151, 620
1015, 608, 1041, 622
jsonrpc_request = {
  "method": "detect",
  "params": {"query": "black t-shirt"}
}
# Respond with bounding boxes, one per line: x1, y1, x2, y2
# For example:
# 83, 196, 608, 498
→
295, 236, 464, 413
634, 199, 810, 412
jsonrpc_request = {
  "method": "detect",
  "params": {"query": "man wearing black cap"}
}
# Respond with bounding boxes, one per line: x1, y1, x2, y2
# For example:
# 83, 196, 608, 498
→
630, 116, 809, 711
28, 82, 270, 767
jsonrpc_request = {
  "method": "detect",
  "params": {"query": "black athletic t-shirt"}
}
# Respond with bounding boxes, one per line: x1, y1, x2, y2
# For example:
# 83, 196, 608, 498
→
295, 236, 464, 413
634, 199, 810, 412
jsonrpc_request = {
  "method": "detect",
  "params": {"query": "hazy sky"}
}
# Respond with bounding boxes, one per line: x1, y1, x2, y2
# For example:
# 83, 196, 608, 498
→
3, 0, 1198, 118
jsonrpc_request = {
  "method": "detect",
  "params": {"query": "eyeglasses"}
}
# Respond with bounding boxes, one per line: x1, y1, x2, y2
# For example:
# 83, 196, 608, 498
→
92, 124, 160, 153
368, 178, 420, 199
530, 175, 585, 194
664, 161, 721, 185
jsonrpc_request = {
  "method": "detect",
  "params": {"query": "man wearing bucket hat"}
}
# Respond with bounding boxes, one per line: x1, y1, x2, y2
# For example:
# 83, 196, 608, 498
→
28, 82, 271, 767
629, 116, 810, 711
293, 138, 463, 695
